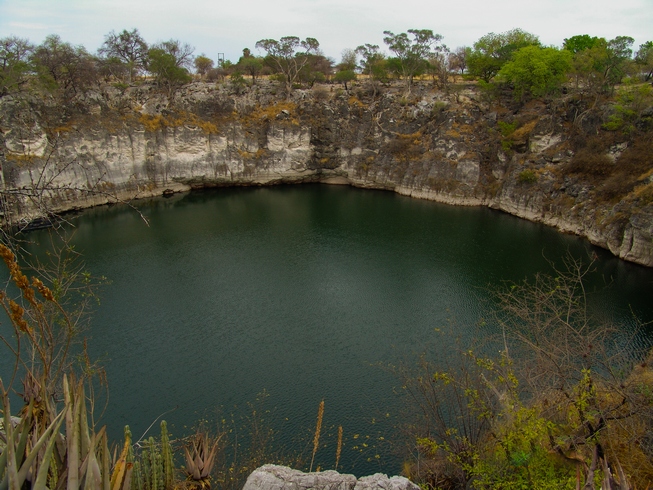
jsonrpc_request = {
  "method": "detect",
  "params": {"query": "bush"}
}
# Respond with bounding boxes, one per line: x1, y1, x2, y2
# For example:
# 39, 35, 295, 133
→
518, 169, 537, 183
566, 149, 614, 178
397, 256, 653, 489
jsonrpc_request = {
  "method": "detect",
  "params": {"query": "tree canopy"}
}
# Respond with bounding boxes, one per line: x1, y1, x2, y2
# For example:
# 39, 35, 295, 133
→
383, 29, 445, 92
98, 28, 148, 82
467, 28, 540, 82
147, 48, 192, 99
255, 36, 320, 94
0, 36, 33, 97
498, 45, 572, 100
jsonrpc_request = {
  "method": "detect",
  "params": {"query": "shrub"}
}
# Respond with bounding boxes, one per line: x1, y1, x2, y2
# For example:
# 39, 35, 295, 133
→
566, 149, 614, 178
518, 169, 537, 183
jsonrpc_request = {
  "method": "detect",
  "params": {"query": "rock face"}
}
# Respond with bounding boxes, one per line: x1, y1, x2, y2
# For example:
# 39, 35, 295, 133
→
1, 80, 652, 266
242, 465, 419, 490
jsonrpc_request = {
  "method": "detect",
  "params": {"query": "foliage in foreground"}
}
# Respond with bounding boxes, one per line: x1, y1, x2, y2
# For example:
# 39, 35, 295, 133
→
399, 256, 653, 489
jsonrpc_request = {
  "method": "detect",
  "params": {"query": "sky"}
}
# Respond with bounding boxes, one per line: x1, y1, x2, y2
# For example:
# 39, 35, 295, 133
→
0, 0, 651, 64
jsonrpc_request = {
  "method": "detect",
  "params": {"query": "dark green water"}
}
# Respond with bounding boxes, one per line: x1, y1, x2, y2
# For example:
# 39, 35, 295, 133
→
4, 184, 653, 475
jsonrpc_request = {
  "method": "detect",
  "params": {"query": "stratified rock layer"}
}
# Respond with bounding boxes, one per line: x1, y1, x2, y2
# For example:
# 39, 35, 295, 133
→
1, 80, 652, 266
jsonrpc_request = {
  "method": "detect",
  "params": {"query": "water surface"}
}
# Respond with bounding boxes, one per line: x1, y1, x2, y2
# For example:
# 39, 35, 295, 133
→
5, 185, 653, 475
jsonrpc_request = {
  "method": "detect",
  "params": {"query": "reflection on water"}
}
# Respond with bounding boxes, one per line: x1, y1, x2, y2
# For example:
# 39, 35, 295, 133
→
3, 184, 653, 476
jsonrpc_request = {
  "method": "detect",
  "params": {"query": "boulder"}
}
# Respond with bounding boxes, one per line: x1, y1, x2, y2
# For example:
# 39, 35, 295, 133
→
242, 465, 419, 490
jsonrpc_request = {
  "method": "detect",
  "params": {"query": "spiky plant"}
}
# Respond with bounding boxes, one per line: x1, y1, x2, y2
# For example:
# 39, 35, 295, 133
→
182, 431, 220, 490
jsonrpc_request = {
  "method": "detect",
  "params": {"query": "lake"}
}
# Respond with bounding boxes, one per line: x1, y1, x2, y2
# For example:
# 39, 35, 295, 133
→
4, 184, 653, 476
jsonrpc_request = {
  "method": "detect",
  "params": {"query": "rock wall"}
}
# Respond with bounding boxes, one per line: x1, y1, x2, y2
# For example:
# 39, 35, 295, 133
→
1, 80, 652, 266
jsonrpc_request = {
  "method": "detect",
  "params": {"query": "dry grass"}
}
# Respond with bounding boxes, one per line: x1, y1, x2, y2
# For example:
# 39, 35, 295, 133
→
309, 400, 325, 472
244, 102, 299, 127
138, 111, 220, 134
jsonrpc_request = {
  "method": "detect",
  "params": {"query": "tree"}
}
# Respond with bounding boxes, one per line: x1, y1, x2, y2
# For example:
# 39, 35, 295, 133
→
297, 53, 332, 86
427, 50, 451, 89
498, 45, 572, 100
194, 54, 214, 78
255, 36, 320, 94
355, 44, 387, 96
147, 48, 192, 100
0, 36, 34, 97
151, 39, 195, 69
31, 35, 98, 100
98, 28, 148, 83
97, 55, 129, 82
569, 36, 635, 96
635, 41, 653, 81
334, 69, 356, 92
338, 48, 357, 71
382, 29, 446, 92
333, 49, 357, 92
563, 34, 603, 54
448, 46, 469, 75
237, 49, 264, 84
467, 28, 540, 82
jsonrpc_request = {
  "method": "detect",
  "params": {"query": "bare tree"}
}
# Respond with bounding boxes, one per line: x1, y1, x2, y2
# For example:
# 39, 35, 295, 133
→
98, 28, 148, 83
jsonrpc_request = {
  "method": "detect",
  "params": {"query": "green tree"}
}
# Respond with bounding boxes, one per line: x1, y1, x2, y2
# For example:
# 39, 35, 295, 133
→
382, 29, 446, 93
498, 45, 572, 100
333, 49, 357, 92
98, 28, 148, 82
255, 36, 320, 94
467, 28, 540, 82
563, 34, 602, 53
297, 53, 332, 86
147, 47, 192, 100
635, 41, 653, 80
0, 36, 34, 97
32, 35, 98, 99
237, 49, 264, 84
334, 69, 356, 92
569, 36, 635, 95
355, 44, 387, 96
152, 38, 195, 69
194, 54, 214, 78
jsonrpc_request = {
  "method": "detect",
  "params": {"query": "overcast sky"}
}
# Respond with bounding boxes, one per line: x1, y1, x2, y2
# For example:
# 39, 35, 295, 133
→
1, 0, 651, 64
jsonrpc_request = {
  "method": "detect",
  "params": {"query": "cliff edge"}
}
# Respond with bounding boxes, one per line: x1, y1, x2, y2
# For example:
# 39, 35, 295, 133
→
1, 79, 652, 265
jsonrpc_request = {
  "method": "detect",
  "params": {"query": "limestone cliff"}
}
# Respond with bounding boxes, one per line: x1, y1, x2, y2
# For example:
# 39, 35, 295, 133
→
1, 80, 652, 266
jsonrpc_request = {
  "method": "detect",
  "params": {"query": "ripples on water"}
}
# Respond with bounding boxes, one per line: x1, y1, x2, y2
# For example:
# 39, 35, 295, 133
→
2, 184, 653, 476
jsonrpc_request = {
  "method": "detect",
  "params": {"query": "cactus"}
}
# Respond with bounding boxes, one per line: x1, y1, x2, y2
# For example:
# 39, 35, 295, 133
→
160, 421, 174, 489
131, 461, 144, 490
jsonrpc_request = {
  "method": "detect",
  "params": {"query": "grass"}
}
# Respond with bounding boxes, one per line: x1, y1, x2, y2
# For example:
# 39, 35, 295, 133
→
138, 111, 220, 134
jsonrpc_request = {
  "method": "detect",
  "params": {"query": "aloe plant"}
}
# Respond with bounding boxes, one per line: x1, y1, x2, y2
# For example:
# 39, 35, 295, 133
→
0, 375, 135, 490
0, 379, 67, 490
182, 431, 221, 490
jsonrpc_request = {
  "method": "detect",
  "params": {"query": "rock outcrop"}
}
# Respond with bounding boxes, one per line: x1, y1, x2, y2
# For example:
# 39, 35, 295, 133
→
1, 80, 652, 266
242, 465, 419, 490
